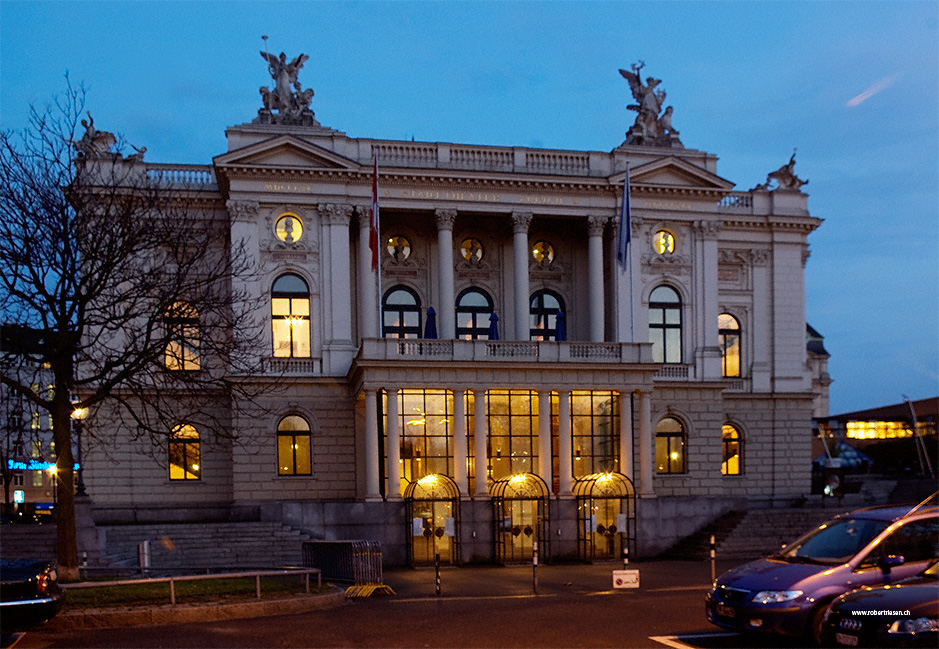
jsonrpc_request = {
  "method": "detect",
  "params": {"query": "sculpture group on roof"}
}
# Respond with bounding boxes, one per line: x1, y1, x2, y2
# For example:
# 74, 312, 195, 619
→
753, 150, 809, 191
619, 62, 682, 148
255, 50, 319, 126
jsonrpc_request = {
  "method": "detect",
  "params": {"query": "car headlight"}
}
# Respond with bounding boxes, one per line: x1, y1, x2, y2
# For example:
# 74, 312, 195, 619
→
887, 617, 939, 634
751, 590, 804, 604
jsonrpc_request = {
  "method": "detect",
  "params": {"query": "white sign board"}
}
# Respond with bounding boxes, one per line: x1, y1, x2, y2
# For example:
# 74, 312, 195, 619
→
612, 569, 640, 589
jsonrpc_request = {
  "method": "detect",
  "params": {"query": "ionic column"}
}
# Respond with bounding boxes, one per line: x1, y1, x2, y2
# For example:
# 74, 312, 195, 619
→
587, 215, 607, 342
364, 389, 382, 501
618, 391, 633, 479
357, 207, 379, 339
512, 211, 533, 340
557, 389, 573, 497
637, 390, 654, 497
452, 388, 468, 495
473, 389, 489, 498
537, 390, 553, 489
435, 209, 457, 339
386, 388, 401, 500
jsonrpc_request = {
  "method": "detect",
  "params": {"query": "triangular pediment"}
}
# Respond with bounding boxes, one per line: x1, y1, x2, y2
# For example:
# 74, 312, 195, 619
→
612, 157, 735, 191
214, 135, 359, 170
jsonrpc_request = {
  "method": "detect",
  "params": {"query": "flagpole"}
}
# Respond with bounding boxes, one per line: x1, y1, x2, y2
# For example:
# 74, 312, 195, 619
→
617, 162, 634, 343
370, 152, 383, 337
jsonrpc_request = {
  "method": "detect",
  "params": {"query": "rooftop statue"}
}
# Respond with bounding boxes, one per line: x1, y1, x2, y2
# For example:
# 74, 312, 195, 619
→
255, 50, 319, 126
753, 150, 809, 191
619, 62, 683, 148
73, 112, 117, 159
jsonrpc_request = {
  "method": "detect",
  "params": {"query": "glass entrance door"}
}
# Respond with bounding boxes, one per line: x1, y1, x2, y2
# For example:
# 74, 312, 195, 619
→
497, 499, 541, 562
410, 499, 455, 565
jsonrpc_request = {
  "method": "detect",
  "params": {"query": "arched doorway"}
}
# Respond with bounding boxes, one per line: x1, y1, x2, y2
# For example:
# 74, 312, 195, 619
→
491, 473, 550, 563
404, 474, 460, 566
573, 472, 636, 562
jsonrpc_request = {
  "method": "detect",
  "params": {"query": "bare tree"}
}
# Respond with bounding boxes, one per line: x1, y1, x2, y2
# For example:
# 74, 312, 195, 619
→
0, 80, 267, 580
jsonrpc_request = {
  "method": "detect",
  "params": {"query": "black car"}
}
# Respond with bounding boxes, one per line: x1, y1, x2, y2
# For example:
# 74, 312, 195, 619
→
819, 560, 938, 647
0, 558, 66, 632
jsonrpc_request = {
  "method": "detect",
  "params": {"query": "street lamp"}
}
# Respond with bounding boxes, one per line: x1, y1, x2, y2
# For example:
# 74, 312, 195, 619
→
71, 405, 88, 497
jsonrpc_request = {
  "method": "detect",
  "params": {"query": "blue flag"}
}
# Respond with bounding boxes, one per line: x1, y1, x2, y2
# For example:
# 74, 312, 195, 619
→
617, 164, 631, 270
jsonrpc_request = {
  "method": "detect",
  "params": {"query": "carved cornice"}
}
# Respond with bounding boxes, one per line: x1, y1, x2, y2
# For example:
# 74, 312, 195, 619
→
318, 203, 353, 225
511, 211, 533, 234
435, 209, 457, 231
227, 199, 260, 222
694, 219, 722, 237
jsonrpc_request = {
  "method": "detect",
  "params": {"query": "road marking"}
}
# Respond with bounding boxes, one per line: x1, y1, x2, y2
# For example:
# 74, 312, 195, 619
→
390, 593, 559, 603
649, 632, 740, 648
647, 585, 711, 592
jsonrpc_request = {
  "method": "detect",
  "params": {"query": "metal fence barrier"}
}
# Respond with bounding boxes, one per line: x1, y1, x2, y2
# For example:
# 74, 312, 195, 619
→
302, 541, 394, 597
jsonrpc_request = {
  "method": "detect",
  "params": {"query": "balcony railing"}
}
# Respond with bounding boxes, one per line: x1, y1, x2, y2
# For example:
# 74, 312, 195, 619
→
362, 338, 652, 364
654, 365, 690, 381
146, 164, 217, 188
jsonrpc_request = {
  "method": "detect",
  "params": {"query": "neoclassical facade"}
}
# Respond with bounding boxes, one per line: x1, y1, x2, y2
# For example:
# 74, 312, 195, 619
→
83, 60, 823, 563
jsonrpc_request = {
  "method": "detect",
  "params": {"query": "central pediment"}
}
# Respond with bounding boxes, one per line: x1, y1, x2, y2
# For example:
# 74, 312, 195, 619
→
614, 156, 735, 191
213, 135, 360, 170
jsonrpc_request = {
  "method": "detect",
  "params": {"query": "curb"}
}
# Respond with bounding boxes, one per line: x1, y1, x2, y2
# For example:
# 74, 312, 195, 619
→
44, 587, 347, 629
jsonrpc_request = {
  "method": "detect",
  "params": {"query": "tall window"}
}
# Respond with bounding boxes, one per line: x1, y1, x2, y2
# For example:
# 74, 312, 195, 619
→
169, 424, 201, 480
719, 313, 741, 377
722, 424, 743, 476
487, 390, 538, 480
382, 286, 422, 338
530, 290, 565, 341
164, 301, 200, 370
456, 288, 494, 340
655, 416, 685, 474
394, 390, 453, 484
272, 274, 311, 357
570, 391, 619, 477
277, 415, 312, 476
649, 286, 682, 363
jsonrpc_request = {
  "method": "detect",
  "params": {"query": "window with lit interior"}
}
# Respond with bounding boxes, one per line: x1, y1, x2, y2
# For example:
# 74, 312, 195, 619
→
164, 301, 200, 370
721, 424, 743, 475
655, 416, 685, 474
719, 313, 741, 377
382, 286, 422, 338
169, 424, 201, 480
271, 274, 311, 357
456, 288, 494, 340
277, 415, 312, 476
530, 290, 565, 341
649, 286, 682, 363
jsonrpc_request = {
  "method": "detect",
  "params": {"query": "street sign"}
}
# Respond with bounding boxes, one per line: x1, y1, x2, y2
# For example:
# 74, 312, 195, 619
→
612, 569, 640, 589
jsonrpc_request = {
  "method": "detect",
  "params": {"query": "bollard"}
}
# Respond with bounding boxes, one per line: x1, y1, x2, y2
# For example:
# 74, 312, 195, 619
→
435, 553, 441, 596
532, 541, 538, 595
138, 539, 151, 574
709, 534, 716, 583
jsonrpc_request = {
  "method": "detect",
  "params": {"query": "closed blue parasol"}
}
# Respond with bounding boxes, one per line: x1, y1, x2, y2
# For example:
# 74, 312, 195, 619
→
423, 306, 438, 339
487, 312, 500, 340
555, 310, 567, 341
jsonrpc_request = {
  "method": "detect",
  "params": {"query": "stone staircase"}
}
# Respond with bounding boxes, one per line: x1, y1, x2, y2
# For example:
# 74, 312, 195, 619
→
98, 521, 314, 570
713, 508, 845, 560
0, 524, 57, 559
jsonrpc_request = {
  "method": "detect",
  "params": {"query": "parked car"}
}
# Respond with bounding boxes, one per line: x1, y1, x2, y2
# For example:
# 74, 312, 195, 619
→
705, 503, 939, 645
819, 560, 938, 647
0, 558, 66, 632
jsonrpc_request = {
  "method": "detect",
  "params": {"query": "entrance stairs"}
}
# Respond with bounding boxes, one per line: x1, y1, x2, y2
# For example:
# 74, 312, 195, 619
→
98, 521, 314, 569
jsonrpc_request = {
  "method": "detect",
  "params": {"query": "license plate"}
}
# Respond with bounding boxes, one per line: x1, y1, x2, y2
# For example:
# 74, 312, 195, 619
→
835, 632, 858, 647
716, 603, 735, 618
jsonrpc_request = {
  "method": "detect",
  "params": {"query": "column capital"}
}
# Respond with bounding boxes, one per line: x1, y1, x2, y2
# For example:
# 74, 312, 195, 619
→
356, 205, 372, 230
435, 208, 457, 231
511, 211, 533, 234
318, 203, 354, 225
587, 214, 609, 237
226, 200, 260, 223
694, 219, 722, 237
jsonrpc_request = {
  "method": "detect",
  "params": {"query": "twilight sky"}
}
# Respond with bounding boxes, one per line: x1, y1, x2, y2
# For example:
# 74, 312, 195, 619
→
1, 0, 936, 415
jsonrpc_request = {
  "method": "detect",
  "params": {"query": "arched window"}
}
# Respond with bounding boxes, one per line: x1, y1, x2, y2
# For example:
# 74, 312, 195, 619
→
272, 274, 311, 358
455, 288, 494, 340
169, 424, 201, 480
164, 301, 200, 370
383, 286, 422, 338
530, 290, 565, 341
655, 416, 685, 474
722, 424, 743, 476
719, 313, 741, 377
277, 415, 312, 476
649, 286, 682, 364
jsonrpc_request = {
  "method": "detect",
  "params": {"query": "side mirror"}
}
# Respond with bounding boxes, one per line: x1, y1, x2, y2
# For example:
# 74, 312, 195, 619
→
880, 554, 905, 573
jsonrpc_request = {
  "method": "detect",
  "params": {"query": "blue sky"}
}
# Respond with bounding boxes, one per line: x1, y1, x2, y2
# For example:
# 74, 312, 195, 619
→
2, 1, 937, 414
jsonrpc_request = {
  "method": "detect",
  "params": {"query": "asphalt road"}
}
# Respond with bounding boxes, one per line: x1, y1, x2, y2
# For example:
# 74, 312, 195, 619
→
10, 560, 810, 649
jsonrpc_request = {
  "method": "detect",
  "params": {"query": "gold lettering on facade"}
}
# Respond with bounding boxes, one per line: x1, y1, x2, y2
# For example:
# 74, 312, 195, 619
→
640, 198, 694, 211
264, 183, 313, 193
518, 195, 565, 206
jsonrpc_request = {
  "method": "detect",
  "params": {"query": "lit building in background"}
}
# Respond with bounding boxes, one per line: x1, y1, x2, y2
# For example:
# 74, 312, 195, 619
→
75, 57, 826, 563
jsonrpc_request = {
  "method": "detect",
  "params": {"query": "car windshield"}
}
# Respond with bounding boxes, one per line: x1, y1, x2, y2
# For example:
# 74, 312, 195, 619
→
776, 518, 890, 564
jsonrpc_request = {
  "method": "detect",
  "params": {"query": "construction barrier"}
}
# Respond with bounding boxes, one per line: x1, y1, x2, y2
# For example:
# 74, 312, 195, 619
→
302, 540, 395, 598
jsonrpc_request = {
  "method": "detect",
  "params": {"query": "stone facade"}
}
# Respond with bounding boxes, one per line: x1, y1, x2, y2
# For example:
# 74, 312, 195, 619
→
80, 82, 823, 564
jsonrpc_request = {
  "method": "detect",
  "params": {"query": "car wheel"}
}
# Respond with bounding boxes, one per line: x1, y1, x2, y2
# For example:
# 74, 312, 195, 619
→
805, 601, 831, 647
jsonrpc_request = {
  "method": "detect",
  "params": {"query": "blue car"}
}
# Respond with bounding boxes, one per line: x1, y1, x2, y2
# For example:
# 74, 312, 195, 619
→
705, 503, 939, 645
0, 558, 65, 632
